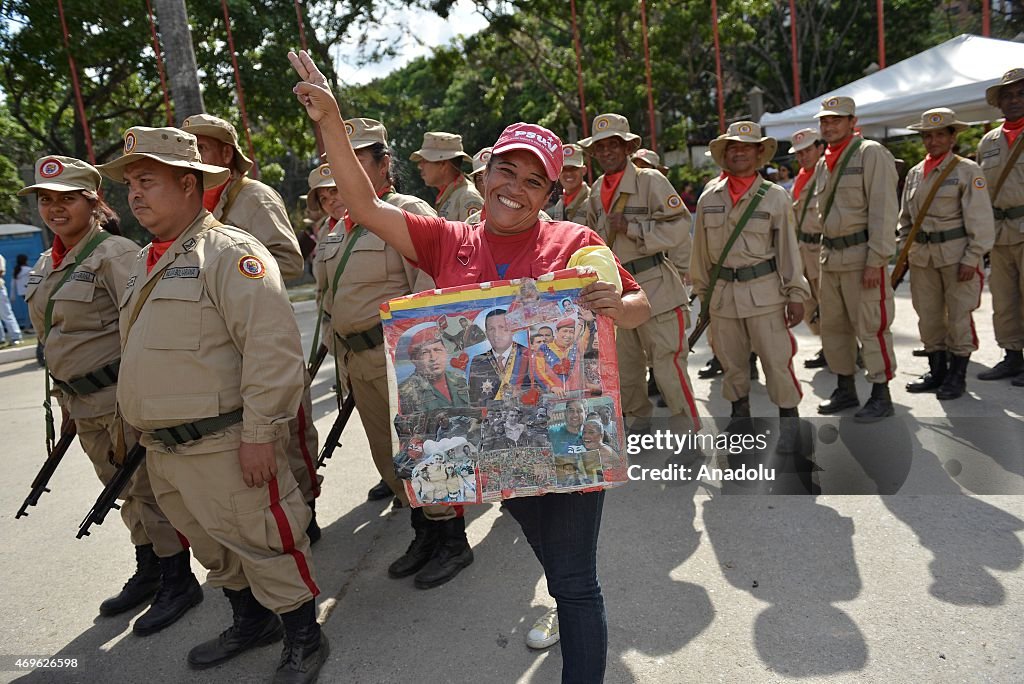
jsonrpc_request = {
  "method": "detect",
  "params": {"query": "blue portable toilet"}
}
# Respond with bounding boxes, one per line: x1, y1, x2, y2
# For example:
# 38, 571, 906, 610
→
0, 223, 46, 331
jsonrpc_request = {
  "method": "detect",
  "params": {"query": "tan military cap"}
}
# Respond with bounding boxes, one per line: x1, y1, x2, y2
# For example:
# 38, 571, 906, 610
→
471, 147, 493, 176
986, 67, 1024, 107
345, 118, 388, 150
908, 107, 968, 133
97, 127, 231, 188
181, 113, 254, 174
632, 148, 668, 174
815, 95, 856, 118
410, 132, 471, 163
578, 113, 642, 152
709, 121, 777, 169
307, 163, 336, 192
561, 143, 585, 168
18, 156, 101, 196
787, 128, 821, 153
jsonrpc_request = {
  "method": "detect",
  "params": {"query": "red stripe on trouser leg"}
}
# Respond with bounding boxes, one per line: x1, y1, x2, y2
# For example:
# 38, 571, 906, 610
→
785, 314, 803, 398
295, 404, 319, 498
175, 530, 190, 550
672, 307, 701, 430
268, 478, 319, 597
875, 267, 894, 381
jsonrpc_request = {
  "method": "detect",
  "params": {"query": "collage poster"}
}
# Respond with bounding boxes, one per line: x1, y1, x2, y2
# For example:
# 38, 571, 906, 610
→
381, 268, 628, 506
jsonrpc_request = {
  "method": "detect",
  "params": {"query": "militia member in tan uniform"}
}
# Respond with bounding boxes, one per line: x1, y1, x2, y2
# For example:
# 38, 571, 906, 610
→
631, 148, 669, 175
691, 123, 809, 452
470, 146, 491, 196
549, 143, 590, 224
899, 108, 994, 399
183, 113, 321, 539
812, 96, 900, 422
411, 131, 483, 221
583, 113, 700, 430
977, 68, 1024, 386
20, 156, 200, 635
98, 127, 327, 680
788, 128, 828, 369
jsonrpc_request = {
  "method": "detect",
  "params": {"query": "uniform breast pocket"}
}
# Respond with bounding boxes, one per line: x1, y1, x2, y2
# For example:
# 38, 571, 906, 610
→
144, 279, 204, 350
52, 279, 102, 332
929, 185, 960, 217
346, 233, 388, 283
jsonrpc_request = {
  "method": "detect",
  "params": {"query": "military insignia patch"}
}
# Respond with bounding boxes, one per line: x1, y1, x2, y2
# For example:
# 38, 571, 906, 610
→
344, 122, 355, 136
39, 158, 64, 178
238, 255, 266, 279
124, 132, 137, 153
738, 123, 752, 135
929, 113, 944, 125
563, 145, 574, 157
595, 117, 610, 131
480, 150, 491, 163
825, 97, 840, 108
974, 177, 987, 189
182, 238, 197, 252
319, 165, 332, 177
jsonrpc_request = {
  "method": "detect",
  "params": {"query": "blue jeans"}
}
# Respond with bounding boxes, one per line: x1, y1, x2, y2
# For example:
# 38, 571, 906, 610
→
506, 491, 607, 684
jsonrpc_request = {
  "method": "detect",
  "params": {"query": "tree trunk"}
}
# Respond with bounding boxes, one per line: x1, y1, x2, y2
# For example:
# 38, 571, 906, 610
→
153, 0, 204, 124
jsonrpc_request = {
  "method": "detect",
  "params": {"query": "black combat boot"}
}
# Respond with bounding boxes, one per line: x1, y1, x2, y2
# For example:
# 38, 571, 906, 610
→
906, 351, 947, 393
133, 550, 204, 636
977, 350, 1024, 380
414, 516, 474, 589
306, 501, 321, 546
99, 544, 161, 616
274, 600, 329, 684
817, 375, 859, 414
698, 356, 724, 379
367, 479, 392, 501
854, 383, 894, 423
776, 407, 800, 455
912, 347, 928, 357
388, 508, 441, 579
188, 587, 284, 669
937, 355, 970, 400
724, 396, 751, 434
804, 349, 828, 369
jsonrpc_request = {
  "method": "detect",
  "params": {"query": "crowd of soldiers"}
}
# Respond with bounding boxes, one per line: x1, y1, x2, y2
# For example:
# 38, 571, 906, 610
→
15, 55, 1024, 682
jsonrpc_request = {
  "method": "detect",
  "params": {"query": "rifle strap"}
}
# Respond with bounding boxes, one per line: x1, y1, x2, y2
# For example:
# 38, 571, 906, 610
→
219, 176, 253, 219
795, 169, 818, 232
606, 191, 631, 250
699, 181, 772, 322
893, 155, 963, 288
991, 130, 1024, 205
819, 137, 864, 224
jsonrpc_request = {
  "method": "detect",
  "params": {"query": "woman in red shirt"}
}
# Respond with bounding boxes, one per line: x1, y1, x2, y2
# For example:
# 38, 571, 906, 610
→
290, 50, 651, 683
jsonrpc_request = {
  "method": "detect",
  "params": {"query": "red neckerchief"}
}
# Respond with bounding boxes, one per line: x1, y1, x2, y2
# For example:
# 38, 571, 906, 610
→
792, 167, 814, 201
435, 178, 456, 204
146, 238, 174, 274
51, 236, 70, 269
922, 151, 950, 179
824, 134, 854, 172
726, 173, 758, 205
1003, 117, 1024, 147
600, 170, 625, 213
563, 187, 581, 208
202, 180, 229, 212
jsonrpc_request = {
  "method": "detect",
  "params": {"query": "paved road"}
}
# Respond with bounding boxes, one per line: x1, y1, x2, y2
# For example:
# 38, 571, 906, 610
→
1, 291, 1021, 683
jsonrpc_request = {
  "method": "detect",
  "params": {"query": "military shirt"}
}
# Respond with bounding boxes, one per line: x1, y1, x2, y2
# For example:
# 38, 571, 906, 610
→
436, 175, 483, 222
117, 210, 304, 453
897, 154, 994, 269
791, 172, 823, 281
549, 184, 592, 224
398, 370, 471, 414
977, 126, 1024, 246
691, 177, 810, 319
586, 162, 692, 316
25, 224, 139, 419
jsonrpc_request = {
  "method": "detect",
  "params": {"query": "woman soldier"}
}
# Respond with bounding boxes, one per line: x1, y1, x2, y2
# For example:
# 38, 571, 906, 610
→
290, 50, 651, 683
20, 156, 201, 635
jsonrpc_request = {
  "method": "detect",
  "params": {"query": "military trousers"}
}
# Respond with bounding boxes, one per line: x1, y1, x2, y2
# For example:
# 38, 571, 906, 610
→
820, 267, 897, 383
710, 308, 802, 408
910, 263, 984, 356
286, 372, 320, 504
989, 242, 1024, 352
146, 430, 319, 613
76, 412, 183, 558
800, 244, 822, 336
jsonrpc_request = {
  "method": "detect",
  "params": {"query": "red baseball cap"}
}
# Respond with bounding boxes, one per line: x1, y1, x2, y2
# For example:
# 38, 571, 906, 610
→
490, 122, 563, 182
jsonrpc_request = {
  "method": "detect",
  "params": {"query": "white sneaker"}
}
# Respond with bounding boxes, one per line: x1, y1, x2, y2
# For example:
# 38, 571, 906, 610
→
526, 607, 559, 649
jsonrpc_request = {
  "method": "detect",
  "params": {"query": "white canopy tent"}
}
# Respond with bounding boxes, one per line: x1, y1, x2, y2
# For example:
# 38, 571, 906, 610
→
759, 34, 1024, 143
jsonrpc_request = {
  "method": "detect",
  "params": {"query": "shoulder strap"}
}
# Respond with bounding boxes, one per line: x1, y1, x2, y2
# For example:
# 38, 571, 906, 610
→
992, 132, 1024, 204
891, 155, 962, 288
795, 170, 818, 231
306, 225, 367, 368
220, 176, 253, 218
700, 181, 771, 319
819, 137, 864, 223
606, 192, 631, 250
43, 231, 111, 340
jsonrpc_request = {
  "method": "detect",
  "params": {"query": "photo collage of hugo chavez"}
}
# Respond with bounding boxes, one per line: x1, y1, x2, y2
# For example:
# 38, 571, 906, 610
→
381, 268, 629, 506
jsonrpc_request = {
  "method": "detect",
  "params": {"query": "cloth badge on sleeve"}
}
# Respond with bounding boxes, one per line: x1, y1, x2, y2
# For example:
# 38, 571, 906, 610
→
974, 177, 987, 190
238, 255, 266, 279
125, 275, 137, 289
666, 194, 683, 209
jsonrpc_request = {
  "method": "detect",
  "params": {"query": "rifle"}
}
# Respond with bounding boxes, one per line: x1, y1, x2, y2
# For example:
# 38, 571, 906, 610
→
307, 342, 328, 378
77, 443, 146, 539
16, 422, 78, 519
317, 392, 356, 469
688, 313, 710, 352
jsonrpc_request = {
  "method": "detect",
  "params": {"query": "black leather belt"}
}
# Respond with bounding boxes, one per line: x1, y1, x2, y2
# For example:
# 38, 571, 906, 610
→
716, 258, 777, 282
822, 229, 869, 250
53, 360, 120, 396
622, 252, 666, 276
153, 408, 244, 448
341, 323, 384, 352
797, 230, 822, 245
915, 226, 967, 244
993, 205, 1024, 221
